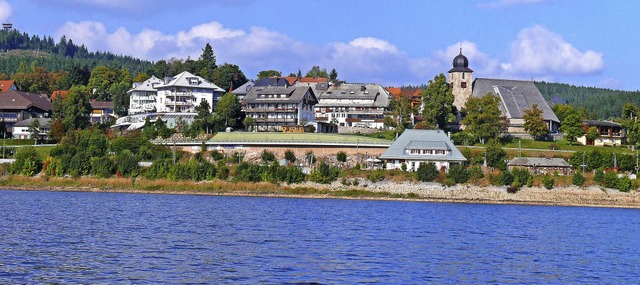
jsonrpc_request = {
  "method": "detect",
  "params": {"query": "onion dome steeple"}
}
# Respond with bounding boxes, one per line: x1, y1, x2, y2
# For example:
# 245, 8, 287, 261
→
448, 48, 473, 73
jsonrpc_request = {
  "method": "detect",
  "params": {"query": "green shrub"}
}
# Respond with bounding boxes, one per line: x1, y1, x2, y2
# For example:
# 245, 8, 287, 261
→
511, 168, 531, 188
10, 146, 42, 176
115, 149, 139, 177
543, 173, 554, 190
468, 165, 484, 181
284, 149, 296, 163
526, 176, 534, 187
90, 156, 114, 178
261, 150, 276, 163
416, 163, 438, 182
309, 161, 340, 184
210, 150, 224, 161
336, 151, 347, 163
617, 177, 632, 192
367, 169, 385, 183
501, 171, 514, 186
572, 172, 585, 186
447, 165, 470, 184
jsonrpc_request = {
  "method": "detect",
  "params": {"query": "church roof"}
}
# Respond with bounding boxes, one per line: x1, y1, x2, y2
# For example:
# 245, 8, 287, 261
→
448, 49, 473, 73
472, 78, 559, 123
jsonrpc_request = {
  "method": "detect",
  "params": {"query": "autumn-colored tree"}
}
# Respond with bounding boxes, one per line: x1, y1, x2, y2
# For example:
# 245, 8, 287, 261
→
523, 104, 548, 141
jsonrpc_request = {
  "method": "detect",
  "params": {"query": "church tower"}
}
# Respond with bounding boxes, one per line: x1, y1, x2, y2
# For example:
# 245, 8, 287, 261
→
448, 48, 473, 111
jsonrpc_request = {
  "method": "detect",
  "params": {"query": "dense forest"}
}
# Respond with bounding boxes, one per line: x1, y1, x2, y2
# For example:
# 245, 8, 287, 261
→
0, 29, 153, 76
535, 81, 640, 120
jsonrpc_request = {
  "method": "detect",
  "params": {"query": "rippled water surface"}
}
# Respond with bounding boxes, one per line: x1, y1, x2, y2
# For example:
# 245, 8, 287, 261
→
2, 190, 640, 284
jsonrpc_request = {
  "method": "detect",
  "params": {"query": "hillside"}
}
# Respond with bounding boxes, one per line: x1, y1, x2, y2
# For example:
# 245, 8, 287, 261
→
535, 81, 640, 120
0, 29, 152, 77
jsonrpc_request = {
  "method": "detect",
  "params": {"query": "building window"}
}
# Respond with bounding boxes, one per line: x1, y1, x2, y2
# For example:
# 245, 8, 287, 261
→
462, 72, 465, 80
461, 82, 467, 88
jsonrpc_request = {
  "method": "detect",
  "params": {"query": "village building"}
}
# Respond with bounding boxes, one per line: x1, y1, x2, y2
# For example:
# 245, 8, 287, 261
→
231, 80, 255, 102
0, 90, 52, 135
507, 157, 572, 175
449, 49, 560, 134
0, 80, 17, 92
90, 101, 115, 124
155, 71, 225, 113
128, 75, 163, 115
577, 120, 625, 146
12, 118, 51, 140
379, 129, 466, 172
312, 83, 391, 131
241, 85, 318, 132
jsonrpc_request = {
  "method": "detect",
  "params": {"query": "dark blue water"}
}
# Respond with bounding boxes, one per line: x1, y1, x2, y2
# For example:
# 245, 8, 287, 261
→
1, 190, 640, 284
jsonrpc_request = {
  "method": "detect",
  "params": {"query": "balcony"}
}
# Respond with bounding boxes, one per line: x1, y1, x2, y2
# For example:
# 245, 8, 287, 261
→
254, 117, 297, 123
243, 107, 298, 113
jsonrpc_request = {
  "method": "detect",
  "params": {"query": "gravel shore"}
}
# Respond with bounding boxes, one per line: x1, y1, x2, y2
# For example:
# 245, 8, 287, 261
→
294, 180, 640, 208
4, 181, 640, 208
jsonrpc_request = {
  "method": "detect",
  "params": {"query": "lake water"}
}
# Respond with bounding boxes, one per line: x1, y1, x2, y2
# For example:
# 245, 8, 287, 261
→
1, 190, 639, 284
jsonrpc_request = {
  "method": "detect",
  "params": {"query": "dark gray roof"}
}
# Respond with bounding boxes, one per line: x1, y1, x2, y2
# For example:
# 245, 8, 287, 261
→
13, 118, 51, 128
231, 80, 255, 95
242, 86, 317, 104
406, 141, 449, 150
449, 50, 473, 73
582, 120, 622, 128
472, 78, 559, 123
254, 77, 290, 87
379, 129, 466, 162
315, 83, 390, 108
508, 157, 570, 168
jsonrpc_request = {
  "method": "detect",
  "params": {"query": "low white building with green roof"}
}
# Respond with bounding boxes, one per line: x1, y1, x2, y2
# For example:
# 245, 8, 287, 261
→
379, 129, 466, 172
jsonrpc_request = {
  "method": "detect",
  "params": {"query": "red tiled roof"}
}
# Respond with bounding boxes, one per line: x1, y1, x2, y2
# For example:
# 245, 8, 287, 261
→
386, 87, 401, 99
283, 76, 298, 85
0, 80, 16, 92
299, 77, 328, 83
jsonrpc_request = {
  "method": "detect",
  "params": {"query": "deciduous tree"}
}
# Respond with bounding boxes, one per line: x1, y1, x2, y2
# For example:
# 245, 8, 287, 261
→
422, 73, 454, 129
523, 104, 548, 141
462, 94, 505, 144
560, 114, 584, 145
257, 70, 281, 79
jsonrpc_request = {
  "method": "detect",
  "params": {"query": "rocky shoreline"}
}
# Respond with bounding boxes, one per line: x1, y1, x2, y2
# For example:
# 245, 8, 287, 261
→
4, 180, 640, 209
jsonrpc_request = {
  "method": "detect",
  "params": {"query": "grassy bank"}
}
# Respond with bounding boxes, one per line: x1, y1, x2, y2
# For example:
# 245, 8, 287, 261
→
0, 176, 420, 200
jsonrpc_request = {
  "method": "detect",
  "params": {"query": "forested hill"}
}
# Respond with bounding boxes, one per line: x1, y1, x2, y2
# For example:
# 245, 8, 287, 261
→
535, 81, 640, 120
0, 29, 152, 77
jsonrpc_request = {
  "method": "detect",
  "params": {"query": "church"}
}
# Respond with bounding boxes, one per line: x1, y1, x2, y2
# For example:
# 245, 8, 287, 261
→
448, 49, 560, 134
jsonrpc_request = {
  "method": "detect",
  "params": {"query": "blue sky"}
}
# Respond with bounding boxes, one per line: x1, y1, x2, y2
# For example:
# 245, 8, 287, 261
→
0, 0, 636, 90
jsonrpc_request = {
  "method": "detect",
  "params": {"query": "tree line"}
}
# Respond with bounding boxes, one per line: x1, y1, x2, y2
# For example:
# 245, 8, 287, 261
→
535, 81, 640, 120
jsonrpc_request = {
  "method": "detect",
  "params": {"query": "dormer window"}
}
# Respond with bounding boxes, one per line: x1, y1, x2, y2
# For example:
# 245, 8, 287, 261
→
188, 78, 199, 85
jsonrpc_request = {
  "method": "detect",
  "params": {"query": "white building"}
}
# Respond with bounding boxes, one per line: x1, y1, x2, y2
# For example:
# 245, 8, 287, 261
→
128, 76, 163, 115
379, 129, 466, 172
12, 118, 51, 140
156, 71, 225, 113
313, 83, 391, 130
242, 85, 318, 132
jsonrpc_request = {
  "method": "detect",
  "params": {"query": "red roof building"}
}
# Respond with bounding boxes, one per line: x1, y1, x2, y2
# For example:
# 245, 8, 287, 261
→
0, 80, 17, 92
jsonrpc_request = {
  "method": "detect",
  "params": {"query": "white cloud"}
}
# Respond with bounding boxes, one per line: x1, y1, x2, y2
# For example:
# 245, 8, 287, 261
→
348, 37, 399, 54
507, 25, 604, 75
176, 22, 245, 48
0, 0, 12, 23
435, 41, 501, 76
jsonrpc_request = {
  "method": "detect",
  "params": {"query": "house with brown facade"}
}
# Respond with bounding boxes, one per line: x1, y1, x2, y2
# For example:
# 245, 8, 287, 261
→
577, 120, 625, 146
